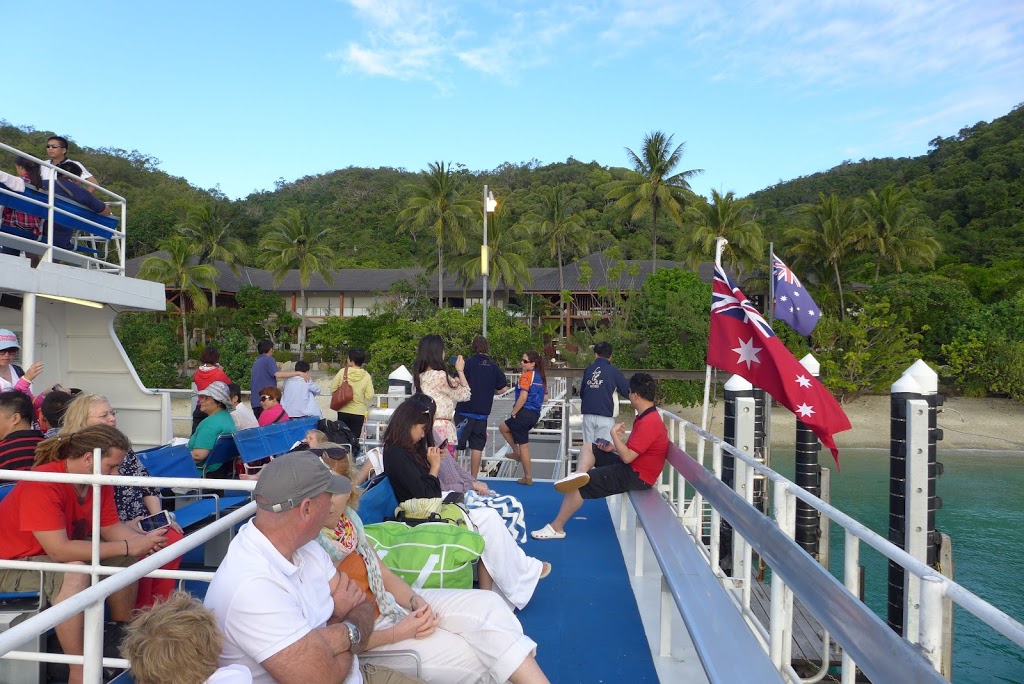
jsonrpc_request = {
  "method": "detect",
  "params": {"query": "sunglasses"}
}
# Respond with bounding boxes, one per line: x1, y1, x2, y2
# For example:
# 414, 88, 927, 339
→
521, 358, 532, 363
45, 144, 62, 149
310, 446, 351, 460
260, 396, 272, 402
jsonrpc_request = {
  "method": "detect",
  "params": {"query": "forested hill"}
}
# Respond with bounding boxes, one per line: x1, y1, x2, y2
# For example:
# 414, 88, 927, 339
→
748, 103, 1024, 266
3, 103, 1023, 269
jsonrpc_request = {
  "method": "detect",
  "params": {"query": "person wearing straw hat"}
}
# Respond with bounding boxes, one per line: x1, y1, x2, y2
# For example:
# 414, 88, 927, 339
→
205, 452, 378, 684
188, 381, 236, 468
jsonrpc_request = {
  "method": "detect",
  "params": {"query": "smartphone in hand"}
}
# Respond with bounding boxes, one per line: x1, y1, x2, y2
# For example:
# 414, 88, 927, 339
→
139, 511, 172, 532
595, 438, 612, 448
438, 438, 450, 450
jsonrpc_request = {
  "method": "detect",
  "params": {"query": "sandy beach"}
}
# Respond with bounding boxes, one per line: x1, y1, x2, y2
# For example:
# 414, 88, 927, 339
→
667, 395, 1024, 453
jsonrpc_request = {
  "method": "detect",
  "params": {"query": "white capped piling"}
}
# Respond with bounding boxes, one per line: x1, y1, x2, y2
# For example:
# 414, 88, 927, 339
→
794, 354, 823, 560
723, 375, 755, 574
887, 362, 944, 636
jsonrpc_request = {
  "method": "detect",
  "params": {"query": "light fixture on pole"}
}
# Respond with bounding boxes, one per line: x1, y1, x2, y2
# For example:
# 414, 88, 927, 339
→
482, 186, 497, 337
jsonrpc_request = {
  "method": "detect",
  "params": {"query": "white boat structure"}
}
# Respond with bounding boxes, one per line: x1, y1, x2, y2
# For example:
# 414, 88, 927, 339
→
1, 141, 1022, 683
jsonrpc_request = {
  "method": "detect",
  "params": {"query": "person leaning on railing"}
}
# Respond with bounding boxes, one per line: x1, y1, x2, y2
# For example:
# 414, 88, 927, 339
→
0, 425, 168, 684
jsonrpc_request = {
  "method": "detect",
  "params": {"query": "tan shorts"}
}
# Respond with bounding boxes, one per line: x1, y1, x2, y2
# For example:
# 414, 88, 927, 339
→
0, 554, 135, 606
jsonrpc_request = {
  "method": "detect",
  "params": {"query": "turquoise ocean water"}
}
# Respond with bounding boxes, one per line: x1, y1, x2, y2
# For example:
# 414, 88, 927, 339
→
773, 448, 1023, 683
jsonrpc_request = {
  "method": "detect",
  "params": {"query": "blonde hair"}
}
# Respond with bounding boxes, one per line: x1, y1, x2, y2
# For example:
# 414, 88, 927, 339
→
59, 393, 110, 434
305, 429, 328, 447
319, 441, 361, 509
121, 591, 222, 684
34, 424, 131, 466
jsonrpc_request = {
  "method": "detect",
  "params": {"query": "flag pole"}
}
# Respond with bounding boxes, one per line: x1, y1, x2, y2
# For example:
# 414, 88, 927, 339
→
768, 242, 775, 326
764, 243, 774, 476
698, 238, 730, 464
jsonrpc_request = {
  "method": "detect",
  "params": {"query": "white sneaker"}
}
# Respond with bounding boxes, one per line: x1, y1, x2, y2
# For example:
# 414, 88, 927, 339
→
554, 472, 590, 494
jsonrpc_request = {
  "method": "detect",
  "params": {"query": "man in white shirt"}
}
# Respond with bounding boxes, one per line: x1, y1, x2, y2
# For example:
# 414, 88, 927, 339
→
205, 453, 373, 684
280, 360, 323, 419
41, 136, 98, 189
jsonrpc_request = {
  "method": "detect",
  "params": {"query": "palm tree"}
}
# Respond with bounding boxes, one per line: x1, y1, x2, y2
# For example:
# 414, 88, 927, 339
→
397, 161, 478, 306
605, 131, 702, 269
137, 237, 219, 368
859, 184, 942, 280
260, 208, 334, 358
680, 189, 765, 276
175, 203, 247, 307
451, 203, 534, 307
526, 186, 588, 336
786, 193, 867, 319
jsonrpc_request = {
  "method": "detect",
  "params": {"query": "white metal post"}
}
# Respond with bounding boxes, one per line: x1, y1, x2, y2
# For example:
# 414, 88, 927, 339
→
918, 575, 945, 672
904, 399, 930, 640
733, 396, 756, 584
842, 530, 861, 684
482, 184, 489, 337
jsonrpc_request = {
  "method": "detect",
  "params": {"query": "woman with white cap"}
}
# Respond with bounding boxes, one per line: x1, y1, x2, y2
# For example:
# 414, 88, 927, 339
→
189, 381, 236, 472
0, 328, 43, 396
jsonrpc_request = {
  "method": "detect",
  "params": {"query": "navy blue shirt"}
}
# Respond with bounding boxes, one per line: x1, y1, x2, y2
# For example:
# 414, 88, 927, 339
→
250, 354, 279, 408
455, 354, 509, 417
580, 357, 630, 417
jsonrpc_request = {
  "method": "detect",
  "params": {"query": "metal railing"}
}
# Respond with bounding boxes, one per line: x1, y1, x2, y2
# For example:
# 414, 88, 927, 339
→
633, 402, 1024, 683
0, 463, 255, 682
0, 142, 127, 274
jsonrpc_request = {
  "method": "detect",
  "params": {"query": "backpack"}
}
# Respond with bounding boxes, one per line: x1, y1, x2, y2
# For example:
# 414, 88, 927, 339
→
317, 418, 360, 456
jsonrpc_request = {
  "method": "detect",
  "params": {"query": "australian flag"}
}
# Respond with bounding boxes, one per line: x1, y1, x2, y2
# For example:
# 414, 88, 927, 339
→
772, 253, 820, 337
708, 260, 850, 467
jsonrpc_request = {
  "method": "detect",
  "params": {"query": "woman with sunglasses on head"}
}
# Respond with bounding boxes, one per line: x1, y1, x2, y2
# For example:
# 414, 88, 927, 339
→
383, 400, 549, 610
316, 452, 550, 684
255, 386, 289, 427
60, 393, 184, 609
412, 334, 470, 456
498, 351, 547, 486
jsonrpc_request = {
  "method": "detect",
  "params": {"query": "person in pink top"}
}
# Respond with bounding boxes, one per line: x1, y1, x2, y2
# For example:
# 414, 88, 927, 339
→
0, 329, 42, 398
256, 387, 289, 426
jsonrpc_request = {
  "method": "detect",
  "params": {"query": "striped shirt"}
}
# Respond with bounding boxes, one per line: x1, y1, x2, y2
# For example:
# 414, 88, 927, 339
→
0, 430, 44, 471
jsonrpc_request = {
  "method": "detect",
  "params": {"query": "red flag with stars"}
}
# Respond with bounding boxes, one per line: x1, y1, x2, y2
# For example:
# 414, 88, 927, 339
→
707, 260, 850, 467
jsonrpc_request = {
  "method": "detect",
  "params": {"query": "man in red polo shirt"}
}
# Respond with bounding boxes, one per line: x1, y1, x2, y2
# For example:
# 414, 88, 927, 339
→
531, 372, 668, 539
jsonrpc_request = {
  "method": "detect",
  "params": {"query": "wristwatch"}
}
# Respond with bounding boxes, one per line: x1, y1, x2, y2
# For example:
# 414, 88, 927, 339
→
342, 621, 361, 649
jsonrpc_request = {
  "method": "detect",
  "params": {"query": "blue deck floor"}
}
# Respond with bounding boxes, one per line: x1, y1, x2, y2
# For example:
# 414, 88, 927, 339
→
500, 480, 660, 684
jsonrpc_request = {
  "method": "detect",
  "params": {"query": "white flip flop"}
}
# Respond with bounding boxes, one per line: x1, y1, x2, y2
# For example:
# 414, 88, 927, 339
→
554, 472, 590, 494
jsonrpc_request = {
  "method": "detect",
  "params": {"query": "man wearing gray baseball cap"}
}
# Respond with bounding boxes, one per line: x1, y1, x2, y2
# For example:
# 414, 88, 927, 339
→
205, 452, 374, 684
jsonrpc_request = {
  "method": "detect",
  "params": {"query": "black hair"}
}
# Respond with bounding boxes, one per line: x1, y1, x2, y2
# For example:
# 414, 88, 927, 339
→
412, 334, 458, 392
347, 348, 366, 366
382, 398, 433, 467
629, 372, 657, 402
227, 383, 242, 401
0, 390, 33, 426
58, 160, 85, 177
523, 350, 546, 388
14, 157, 43, 188
257, 339, 273, 355
199, 346, 221, 365
41, 390, 74, 429
295, 360, 310, 372
593, 341, 613, 359
47, 136, 69, 150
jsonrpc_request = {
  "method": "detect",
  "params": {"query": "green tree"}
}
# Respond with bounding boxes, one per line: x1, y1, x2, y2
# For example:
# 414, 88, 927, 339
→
176, 203, 247, 307
259, 208, 335, 358
397, 161, 478, 305
526, 185, 587, 335
137, 237, 218, 368
858, 184, 941, 280
605, 131, 702, 269
450, 203, 533, 307
786, 193, 866, 318
680, 189, 765, 276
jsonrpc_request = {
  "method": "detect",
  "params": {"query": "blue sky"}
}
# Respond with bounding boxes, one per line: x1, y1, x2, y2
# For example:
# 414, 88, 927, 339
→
5, 1, 1023, 201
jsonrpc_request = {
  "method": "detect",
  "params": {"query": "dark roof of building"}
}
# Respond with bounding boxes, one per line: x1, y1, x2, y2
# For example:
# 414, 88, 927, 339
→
126, 252, 713, 296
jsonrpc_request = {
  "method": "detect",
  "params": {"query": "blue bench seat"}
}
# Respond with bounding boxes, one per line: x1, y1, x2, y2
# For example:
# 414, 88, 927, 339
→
0, 185, 118, 237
